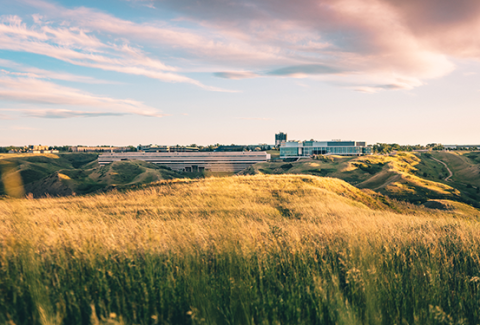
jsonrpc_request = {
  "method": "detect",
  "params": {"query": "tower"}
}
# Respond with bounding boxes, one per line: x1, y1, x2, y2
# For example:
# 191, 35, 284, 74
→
275, 132, 287, 147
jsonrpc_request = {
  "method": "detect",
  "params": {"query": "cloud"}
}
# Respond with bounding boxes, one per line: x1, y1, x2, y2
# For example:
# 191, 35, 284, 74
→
123, 0, 156, 9
214, 71, 259, 79
0, 14, 233, 92
11, 0, 480, 91
147, 0, 469, 89
21, 109, 125, 119
266, 64, 342, 77
0, 59, 114, 84
0, 72, 165, 117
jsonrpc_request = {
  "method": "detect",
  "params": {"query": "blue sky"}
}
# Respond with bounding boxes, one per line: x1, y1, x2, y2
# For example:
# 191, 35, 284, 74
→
1, 0, 480, 146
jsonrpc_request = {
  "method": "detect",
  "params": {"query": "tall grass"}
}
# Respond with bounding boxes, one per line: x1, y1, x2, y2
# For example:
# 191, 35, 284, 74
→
1, 175, 479, 324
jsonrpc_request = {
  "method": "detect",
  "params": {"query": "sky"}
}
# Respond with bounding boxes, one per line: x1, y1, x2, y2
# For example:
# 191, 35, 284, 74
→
0, 0, 480, 146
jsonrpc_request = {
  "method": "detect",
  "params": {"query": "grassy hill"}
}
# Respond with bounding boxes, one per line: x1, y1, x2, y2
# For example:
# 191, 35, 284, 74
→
0, 153, 186, 197
2, 151, 480, 209
241, 151, 480, 208
1, 175, 480, 324
415, 151, 480, 204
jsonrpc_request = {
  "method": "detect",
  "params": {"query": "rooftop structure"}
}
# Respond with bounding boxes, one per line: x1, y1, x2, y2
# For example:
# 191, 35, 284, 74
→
28, 145, 49, 151
280, 140, 371, 158
275, 132, 287, 147
71, 146, 132, 153
444, 145, 480, 150
214, 145, 247, 152
138, 144, 199, 152
137, 144, 169, 152
98, 151, 270, 172
25, 145, 59, 154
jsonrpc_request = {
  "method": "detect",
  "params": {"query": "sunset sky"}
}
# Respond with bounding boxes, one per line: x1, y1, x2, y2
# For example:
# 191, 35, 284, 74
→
1, 0, 480, 146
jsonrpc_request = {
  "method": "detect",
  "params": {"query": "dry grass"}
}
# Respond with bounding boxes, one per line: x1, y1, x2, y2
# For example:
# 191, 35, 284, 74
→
1, 175, 480, 324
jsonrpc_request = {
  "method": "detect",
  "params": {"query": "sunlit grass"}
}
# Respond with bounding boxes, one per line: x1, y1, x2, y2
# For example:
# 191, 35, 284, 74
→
1, 175, 479, 324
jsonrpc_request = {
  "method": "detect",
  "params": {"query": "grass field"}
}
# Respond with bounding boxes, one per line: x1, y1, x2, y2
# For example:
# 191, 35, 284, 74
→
1, 175, 480, 324
0, 154, 189, 197
242, 151, 480, 208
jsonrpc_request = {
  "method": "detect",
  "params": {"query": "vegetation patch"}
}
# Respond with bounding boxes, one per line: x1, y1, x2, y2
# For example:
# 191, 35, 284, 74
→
1, 175, 480, 324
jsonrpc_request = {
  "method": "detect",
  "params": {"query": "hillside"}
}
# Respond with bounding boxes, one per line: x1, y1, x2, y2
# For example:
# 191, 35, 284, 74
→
1, 175, 480, 324
2, 151, 480, 209
241, 151, 480, 208
0, 153, 185, 197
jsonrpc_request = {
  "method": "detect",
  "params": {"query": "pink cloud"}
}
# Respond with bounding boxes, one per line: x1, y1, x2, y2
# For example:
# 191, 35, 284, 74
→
10, 0, 480, 91
0, 14, 234, 92
0, 72, 164, 117
0, 59, 114, 84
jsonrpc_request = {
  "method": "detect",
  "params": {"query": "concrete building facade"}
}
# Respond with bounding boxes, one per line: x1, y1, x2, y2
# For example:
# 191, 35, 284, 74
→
444, 145, 480, 150
138, 144, 199, 152
98, 151, 270, 172
280, 140, 371, 158
71, 146, 132, 152
275, 132, 287, 147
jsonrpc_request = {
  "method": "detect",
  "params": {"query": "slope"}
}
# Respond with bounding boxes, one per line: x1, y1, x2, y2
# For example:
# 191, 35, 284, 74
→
241, 152, 479, 207
2, 175, 480, 324
0, 153, 186, 197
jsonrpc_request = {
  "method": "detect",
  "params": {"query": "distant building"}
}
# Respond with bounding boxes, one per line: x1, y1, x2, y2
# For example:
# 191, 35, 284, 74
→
214, 145, 247, 152
28, 145, 49, 151
26, 145, 58, 154
280, 140, 371, 158
98, 151, 270, 172
27, 150, 59, 154
71, 146, 131, 152
275, 132, 287, 147
169, 146, 199, 152
444, 145, 480, 150
138, 144, 199, 152
137, 144, 169, 152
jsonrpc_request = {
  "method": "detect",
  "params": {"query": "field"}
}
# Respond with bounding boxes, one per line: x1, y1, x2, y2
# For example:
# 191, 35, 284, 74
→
242, 151, 480, 208
3, 151, 480, 208
2, 175, 480, 324
0, 153, 188, 197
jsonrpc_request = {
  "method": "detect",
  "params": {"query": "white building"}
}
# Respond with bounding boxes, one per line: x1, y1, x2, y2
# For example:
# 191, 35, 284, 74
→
280, 140, 371, 158
444, 145, 480, 150
98, 151, 270, 172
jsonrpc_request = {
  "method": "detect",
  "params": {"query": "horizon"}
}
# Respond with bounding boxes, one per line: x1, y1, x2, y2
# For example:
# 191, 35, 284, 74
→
1, 0, 480, 146
3, 139, 478, 148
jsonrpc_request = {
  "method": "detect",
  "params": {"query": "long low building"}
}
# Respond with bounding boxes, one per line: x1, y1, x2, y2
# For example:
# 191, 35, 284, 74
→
71, 146, 132, 152
98, 151, 271, 172
280, 140, 371, 158
444, 144, 480, 150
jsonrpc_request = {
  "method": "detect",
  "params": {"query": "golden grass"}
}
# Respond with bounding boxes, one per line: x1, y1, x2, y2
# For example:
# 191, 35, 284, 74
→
1, 174, 474, 254
1, 174, 480, 324
0, 153, 60, 160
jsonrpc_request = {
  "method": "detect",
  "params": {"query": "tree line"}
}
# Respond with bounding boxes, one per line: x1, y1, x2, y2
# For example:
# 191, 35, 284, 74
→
372, 143, 445, 154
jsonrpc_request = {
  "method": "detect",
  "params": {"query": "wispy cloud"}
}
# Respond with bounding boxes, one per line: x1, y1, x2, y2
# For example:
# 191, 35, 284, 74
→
0, 59, 114, 84
21, 109, 125, 119
0, 71, 165, 118
214, 71, 259, 79
123, 0, 156, 9
266, 64, 343, 77
8, 0, 480, 91
147, 0, 470, 89
0, 14, 233, 92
